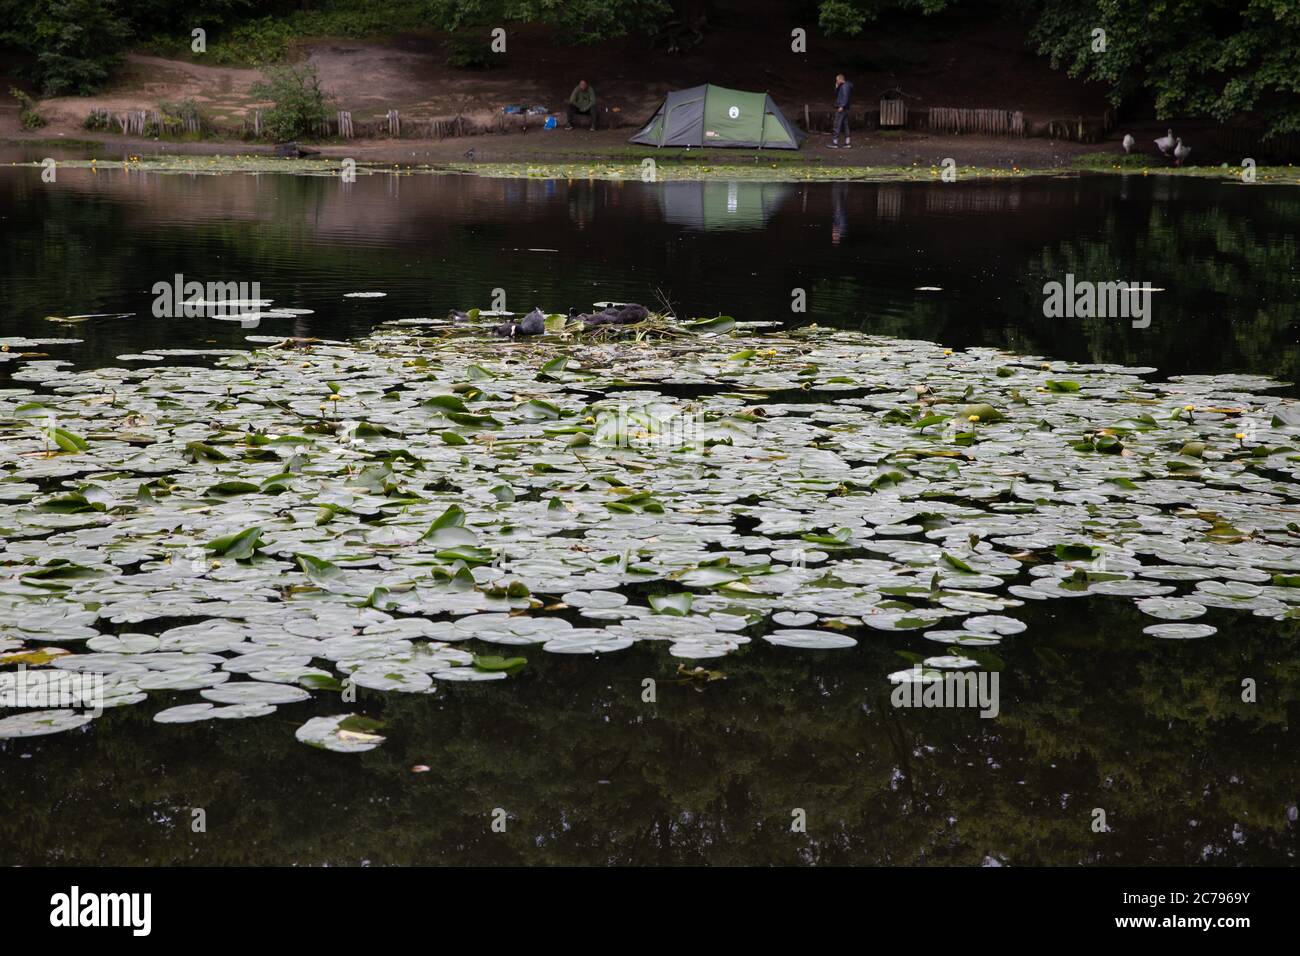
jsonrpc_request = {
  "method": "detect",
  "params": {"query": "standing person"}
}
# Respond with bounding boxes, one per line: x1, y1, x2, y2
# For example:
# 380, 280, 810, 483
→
830, 73, 853, 149
566, 80, 597, 130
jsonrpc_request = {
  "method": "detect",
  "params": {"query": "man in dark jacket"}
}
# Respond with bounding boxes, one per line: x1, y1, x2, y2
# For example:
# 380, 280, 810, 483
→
831, 73, 853, 149
566, 80, 597, 130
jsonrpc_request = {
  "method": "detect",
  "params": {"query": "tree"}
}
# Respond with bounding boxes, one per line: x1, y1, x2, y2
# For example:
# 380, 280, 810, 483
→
0, 0, 133, 96
424, 0, 674, 44
1026, 0, 1300, 136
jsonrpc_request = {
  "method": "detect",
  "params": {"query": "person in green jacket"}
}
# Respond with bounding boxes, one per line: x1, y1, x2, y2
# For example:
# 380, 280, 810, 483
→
566, 80, 597, 130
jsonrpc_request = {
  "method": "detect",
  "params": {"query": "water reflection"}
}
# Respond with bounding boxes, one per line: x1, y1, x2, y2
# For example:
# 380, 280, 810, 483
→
2, 168, 1296, 384
655, 180, 794, 231
1, 600, 1295, 865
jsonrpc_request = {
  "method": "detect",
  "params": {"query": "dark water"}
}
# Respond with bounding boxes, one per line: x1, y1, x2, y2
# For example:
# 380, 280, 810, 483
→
1, 164, 1299, 865
3, 165, 1299, 380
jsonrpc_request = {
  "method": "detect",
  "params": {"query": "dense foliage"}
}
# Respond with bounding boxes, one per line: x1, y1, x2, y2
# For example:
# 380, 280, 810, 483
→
1026, 0, 1300, 136
0, 0, 132, 95
426, 0, 673, 44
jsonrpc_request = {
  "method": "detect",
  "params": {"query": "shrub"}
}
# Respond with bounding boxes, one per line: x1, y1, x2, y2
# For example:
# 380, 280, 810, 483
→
159, 99, 204, 134
83, 108, 112, 131
9, 87, 46, 129
249, 63, 331, 141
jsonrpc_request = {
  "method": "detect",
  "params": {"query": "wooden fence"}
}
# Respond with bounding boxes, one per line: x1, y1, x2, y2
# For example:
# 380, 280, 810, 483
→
110, 109, 201, 136
240, 106, 589, 141
879, 98, 907, 128
117, 111, 147, 136
929, 107, 1024, 136
94, 100, 637, 144
801, 105, 1025, 137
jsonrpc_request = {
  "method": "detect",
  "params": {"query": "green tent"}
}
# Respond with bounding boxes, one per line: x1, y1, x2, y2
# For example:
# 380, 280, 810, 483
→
629, 84, 805, 150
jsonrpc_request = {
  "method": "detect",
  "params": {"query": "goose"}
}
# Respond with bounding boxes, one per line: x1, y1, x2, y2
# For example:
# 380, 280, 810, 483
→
1173, 138, 1191, 166
1154, 129, 1175, 155
1122, 133, 1136, 154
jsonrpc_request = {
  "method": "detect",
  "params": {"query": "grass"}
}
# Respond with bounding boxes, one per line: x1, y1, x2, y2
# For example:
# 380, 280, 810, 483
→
1073, 151, 1299, 182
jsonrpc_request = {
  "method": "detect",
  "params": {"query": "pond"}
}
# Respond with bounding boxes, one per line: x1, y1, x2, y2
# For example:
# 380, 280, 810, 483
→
1, 161, 1298, 865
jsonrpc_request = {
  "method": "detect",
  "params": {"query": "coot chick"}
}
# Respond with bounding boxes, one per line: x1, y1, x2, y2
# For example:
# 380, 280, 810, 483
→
449, 309, 470, 322
580, 307, 621, 327
581, 303, 650, 327
615, 303, 649, 324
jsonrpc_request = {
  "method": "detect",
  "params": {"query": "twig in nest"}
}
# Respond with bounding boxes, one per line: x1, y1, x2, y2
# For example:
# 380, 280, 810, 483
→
653, 287, 677, 319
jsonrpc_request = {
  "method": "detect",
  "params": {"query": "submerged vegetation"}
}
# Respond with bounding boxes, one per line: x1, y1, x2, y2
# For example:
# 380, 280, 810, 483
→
3, 310, 1300, 748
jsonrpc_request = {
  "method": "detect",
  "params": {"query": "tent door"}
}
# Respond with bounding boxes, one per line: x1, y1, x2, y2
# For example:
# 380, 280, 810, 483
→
663, 95, 706, 147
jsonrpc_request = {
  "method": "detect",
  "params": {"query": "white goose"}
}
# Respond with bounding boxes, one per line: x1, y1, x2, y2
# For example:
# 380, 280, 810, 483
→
1173, 138, 1191, 166
1154, 129, 1176, 155
1122, 133, 1136, 154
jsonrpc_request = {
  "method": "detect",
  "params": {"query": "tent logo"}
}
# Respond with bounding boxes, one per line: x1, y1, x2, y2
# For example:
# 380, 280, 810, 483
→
728, 106, 740, 119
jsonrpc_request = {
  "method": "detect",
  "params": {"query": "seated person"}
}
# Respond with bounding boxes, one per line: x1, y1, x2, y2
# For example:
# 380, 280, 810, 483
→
566, 80, 597, 130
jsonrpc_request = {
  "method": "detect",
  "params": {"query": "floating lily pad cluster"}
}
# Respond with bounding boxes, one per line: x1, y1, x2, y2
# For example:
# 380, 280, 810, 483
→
3, 316, 1300, 745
